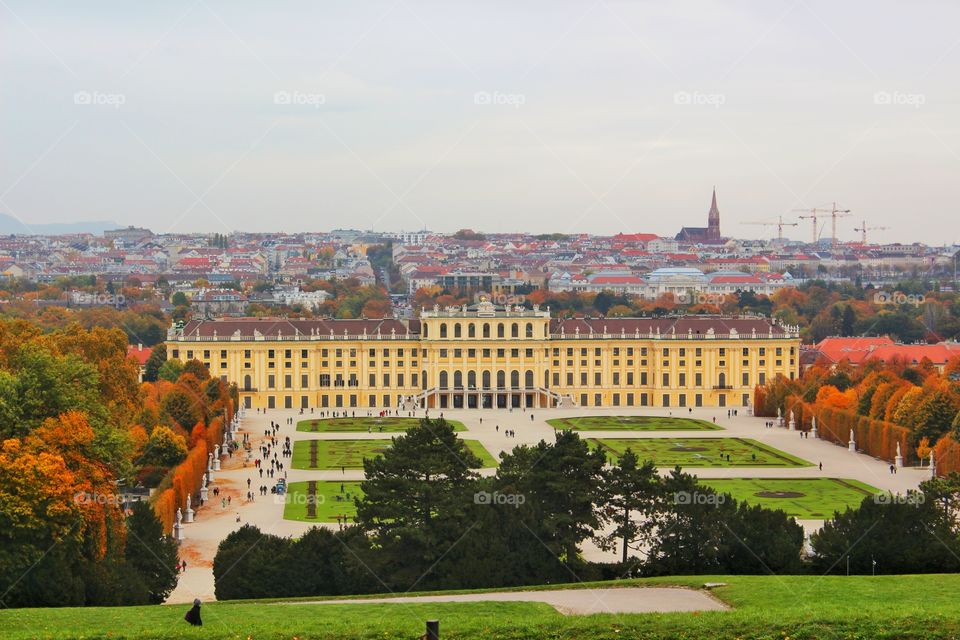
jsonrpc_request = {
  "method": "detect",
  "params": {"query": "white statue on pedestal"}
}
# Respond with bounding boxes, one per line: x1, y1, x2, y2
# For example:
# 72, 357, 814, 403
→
213, 445, 221, 471
173, 508, 184, 542
811, 416, 818, 438
788, 410, 796, 431
848, 429, 856, 452
185, 495, 194, 523
895, 442, 904, 469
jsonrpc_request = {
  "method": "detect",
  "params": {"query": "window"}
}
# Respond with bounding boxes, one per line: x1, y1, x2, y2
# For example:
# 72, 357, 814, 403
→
483, 323, 490, 338
742, 372, 749, 386
662, 373, 669, 386
267, 374, 275, 389
468, 324, 476, 338
284, 375, 292, 389
320, 374, 330, 387
454, 323, 462, 338
440, 323, 447, 338
525, 323, 533, 338
369, 373, 376, 387
679, 373, 686, 387
301, 374, 308, 388
498, 324, 505, 338
594, 372, 601, 385
511, 323, 519, 338
695, 372, 702, 386
383, 374, 390, 387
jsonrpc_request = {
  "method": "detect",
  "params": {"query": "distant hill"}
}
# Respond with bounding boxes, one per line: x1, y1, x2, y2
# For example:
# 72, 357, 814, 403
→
0, 213, 119, 236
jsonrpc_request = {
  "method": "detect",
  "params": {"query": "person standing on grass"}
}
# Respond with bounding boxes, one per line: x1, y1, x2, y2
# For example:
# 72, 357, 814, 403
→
185, 599, 202, 626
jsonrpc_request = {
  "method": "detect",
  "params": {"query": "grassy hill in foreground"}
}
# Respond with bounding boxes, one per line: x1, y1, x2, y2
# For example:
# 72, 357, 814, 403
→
3, 574, 960, 639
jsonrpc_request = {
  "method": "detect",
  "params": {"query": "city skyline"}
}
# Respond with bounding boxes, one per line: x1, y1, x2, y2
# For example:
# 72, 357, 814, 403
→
3, 2, 960, 244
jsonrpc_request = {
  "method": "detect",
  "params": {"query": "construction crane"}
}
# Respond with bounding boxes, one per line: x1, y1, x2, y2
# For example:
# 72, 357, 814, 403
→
793, 203, 852, 247
793, 207, 831, 244
825, 202, 852, 249
853, 219, 889, 244
742, 216, 798, 241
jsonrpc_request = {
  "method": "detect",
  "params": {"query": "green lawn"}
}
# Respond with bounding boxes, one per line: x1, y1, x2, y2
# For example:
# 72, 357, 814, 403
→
291, 439, 498, 470
590, 437, 811, 467
284, 480, 364, 523
548, 415, 722, 431
297, 416, 466, 433
5, 574, 960, 639
699, 477, 881, 518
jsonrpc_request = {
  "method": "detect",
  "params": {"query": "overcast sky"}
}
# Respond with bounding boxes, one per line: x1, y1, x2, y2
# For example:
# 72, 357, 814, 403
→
2, 1, 958, 244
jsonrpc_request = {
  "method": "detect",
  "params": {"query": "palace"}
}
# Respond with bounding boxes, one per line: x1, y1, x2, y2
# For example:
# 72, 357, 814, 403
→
165, 300, 800, 411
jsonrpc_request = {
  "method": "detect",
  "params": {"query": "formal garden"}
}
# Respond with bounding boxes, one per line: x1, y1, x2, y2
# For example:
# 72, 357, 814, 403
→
291, 438, 498, 470
548, 415, 722, 431
283, 480, 364, 523
699, 477, 881, 518
297, 416, 466, 432
589, 437, 811, 467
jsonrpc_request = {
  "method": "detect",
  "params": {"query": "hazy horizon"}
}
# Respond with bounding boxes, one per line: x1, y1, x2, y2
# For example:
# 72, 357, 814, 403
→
2, 1, 959, 245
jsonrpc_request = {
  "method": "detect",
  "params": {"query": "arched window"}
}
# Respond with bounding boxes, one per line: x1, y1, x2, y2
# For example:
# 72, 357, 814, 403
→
422, 323, 428, 338
718, 372, 726, 388
439, 371, 449, 389
468, 324, 476, 338
497, 323, 505, 338
525, 370, 534, 388
483, 323, 490, 338
439, 323, 447, 338
243, 374, 252, 391
482, 370, 491, 389
525, 322, 533, 338
511, 370, 520, 388
468, 371, 477, 388
454, 371, 463, 389
497, 370, 506, 389
454, 323, 462, 338
511, 323, 519, 338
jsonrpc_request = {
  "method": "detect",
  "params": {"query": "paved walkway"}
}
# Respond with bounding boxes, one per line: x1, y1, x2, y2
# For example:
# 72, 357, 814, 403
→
167, 406, 928, 604
286, 586, 727, 614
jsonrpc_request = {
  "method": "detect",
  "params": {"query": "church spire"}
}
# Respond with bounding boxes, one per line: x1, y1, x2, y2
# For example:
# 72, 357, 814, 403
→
707, 187, 721, 241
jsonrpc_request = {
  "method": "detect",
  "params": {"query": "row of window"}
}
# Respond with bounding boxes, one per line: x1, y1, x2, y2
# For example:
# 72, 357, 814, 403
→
429, 321, 543, 339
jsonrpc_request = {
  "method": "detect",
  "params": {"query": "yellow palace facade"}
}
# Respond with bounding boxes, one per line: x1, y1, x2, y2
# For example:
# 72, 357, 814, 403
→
165, 300, 800, 411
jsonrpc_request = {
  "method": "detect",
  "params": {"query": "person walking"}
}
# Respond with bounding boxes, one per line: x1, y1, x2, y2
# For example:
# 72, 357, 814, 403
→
184, 599, 202, 626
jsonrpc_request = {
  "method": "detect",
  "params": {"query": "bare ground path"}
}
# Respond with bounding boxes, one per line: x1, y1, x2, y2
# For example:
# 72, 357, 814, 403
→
281, 586, 728, 615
